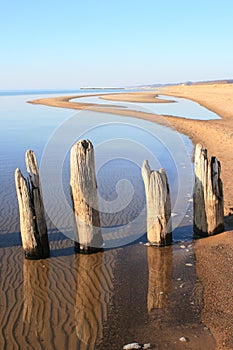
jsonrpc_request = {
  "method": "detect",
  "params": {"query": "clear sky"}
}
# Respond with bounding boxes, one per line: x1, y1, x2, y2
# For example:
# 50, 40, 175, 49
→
1, 0, 233, 89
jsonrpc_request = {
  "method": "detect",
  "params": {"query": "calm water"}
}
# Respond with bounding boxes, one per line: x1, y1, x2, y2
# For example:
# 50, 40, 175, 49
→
0, 89, 194, 246
73, 93, 220, 120
0, 90, 216, 350
0, 88, 125, 97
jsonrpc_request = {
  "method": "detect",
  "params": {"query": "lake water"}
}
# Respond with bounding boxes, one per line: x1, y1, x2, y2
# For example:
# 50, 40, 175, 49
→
73, 93, 220, 120
0, 89, 194, 247
0, 89, 216, 350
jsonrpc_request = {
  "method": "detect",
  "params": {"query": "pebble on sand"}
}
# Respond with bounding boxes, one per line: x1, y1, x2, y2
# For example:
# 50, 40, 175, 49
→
179, 336, 189, 342
123, 343, 151, 349
123, 343, 141, 350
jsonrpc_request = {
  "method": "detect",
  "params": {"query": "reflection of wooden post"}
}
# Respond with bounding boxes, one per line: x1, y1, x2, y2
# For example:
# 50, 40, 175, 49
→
75, 252, 115, 348
147, 246, 173, 311
142, 160, 172, 246
70, 140, 103, 253
194, 144, 224, 236
15, 150, 50, 259
23, 260, 49, 335
22, 259, 56, 348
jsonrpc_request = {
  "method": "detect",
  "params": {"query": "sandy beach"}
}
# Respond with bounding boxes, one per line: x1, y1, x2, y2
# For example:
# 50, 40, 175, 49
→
28, 83, 233, 349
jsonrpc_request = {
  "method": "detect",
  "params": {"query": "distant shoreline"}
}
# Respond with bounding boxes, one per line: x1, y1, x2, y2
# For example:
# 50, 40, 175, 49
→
80, 87, 125, 90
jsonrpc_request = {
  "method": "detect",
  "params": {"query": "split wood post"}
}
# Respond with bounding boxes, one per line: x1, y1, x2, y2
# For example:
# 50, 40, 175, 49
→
70, 140, 103, 253
15, 150, 50, 259
193, 143, 224, 236
142, 160, 172, 246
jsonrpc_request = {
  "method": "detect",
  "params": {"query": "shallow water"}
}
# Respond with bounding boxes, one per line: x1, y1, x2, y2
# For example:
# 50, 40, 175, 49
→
0, 91, 216, 349
0, 92, 194, 244
0, 241, 216, 350
73, 93, 220, 120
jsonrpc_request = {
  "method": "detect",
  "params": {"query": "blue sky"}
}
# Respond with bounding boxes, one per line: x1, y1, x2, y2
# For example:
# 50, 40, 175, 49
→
0, 0, 233, 89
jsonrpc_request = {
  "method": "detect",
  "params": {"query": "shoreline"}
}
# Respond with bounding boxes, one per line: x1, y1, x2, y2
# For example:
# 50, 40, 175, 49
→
29, 85, 233, 214
29, 84, 233, 349
100, 86, 233, 216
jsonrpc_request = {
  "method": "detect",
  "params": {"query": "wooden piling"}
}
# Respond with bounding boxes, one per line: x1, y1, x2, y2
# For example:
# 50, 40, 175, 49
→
193, 143, 224, 236
142, 160, 172, 246
15, 150, 50, 259
70, 140, 103, 253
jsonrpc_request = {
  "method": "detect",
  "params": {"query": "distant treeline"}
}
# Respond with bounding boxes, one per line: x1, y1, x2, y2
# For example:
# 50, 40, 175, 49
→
134, 78, 233, 89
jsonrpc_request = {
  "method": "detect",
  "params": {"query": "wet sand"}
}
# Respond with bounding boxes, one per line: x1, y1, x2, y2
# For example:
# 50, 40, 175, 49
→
0, 233, 215, 350
27, 83, 233, 349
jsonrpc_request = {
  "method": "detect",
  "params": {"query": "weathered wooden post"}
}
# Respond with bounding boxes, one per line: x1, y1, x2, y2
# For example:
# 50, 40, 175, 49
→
193, 143, 224, 236
15, 150, 50, 259
70, 139, 103, 253
142, 160, 172, 246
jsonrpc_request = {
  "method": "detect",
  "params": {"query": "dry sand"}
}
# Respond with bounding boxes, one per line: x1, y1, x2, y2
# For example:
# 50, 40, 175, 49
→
99, 91, 172, 103
29, 83, 233, 349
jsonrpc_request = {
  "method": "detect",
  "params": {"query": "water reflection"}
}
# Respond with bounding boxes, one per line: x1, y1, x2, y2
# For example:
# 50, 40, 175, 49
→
23, 259, 50, 340
75, 251, 116, 349
147, 246, 173, 312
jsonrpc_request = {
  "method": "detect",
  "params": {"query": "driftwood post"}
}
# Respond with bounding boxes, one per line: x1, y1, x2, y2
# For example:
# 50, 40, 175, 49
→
193, 143, 224, 236
70, 140, 103, 253
142, 160, 172, 246
15, 150, 50, 259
